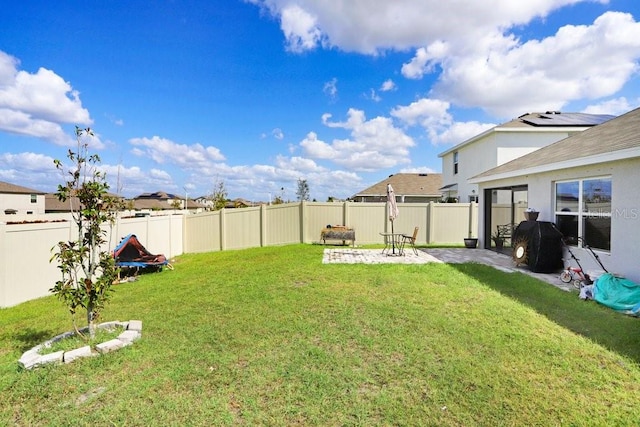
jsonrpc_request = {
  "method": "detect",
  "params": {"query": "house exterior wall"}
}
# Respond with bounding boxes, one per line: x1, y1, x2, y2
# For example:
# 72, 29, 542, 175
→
441, 129, 580, 203
0, 193, 45, 215
478, 157, 640, 283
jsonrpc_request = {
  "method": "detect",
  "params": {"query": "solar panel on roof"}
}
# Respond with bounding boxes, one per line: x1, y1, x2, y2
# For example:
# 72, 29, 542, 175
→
521, 113, 615, 127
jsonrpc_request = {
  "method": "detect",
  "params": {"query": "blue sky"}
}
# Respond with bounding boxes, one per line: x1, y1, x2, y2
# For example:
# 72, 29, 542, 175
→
1, 0, 640, 202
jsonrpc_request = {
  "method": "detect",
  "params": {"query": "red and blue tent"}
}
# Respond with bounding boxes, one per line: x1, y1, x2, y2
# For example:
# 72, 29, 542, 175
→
112, 234, 168, 269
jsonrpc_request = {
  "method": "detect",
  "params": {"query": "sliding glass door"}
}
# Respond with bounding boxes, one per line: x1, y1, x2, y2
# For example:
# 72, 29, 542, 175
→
484, 185, 528, 251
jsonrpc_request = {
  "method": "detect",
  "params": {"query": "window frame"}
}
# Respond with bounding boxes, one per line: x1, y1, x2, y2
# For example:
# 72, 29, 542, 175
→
554, 176, 611, 251
453, 151, 459, 175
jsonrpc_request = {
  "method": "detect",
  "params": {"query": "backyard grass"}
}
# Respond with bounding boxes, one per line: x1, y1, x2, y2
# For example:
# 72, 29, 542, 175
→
1, 244, 640, 425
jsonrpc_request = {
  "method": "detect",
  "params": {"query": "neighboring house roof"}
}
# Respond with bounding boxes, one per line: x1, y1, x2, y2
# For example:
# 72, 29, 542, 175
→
353, 173, 443, 198
0, 181, 46, 195
225, 198, 255, 208
186, 199, 206, 209
438, 111, 615, 158
135, 191, 180, 200
132, 199, 204, 210
45, 194, 76, 212
131, 198, 172, 210
45, 193, 125, 212
470, 107, 640, 183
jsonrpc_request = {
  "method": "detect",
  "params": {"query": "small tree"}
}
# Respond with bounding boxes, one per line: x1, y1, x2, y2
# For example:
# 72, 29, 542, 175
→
50, 127, 121, 339
210, 179, 228, 211
296, 178, 310, 201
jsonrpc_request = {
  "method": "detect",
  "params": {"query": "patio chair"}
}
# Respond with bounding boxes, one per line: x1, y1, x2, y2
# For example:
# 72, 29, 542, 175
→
399, 227, 419, 255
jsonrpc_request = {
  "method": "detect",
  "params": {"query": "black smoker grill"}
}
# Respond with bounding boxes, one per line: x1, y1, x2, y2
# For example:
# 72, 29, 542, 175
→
512, 221, 563, 273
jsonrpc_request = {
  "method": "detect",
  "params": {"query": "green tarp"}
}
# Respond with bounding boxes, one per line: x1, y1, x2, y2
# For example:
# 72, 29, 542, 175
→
594, 273, 640, 316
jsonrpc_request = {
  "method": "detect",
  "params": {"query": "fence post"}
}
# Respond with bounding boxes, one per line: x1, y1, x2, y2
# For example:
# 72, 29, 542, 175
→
343, 201, 350, 228
220, 208, 227, 250
260, 204, 267, 247
427, 202, 435, 244
468, 202, 477, 239
473, 202, 479, 241
300, 201, 307, 243
0, 222, 6, 307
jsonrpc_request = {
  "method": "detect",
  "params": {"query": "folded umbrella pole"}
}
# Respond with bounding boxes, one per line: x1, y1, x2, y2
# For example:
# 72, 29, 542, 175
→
387, 184, 400, 254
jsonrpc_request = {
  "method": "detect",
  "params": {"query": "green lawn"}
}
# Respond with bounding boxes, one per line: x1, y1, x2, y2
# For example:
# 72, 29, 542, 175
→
1, 244, 640, 425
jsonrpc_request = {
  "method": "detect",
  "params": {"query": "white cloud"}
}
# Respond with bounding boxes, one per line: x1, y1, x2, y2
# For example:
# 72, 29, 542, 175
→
380, 79, 396, 92
0, 51, 92, 146
432, 12, 640, 117
432, 121, 496, 146
391, 98, 452, 127
97, 164, 173, 196
0, 151, 63, 191
365, 88, 381, 102
279, 4, 325, 53
149, 168, 173, 181
129, 136, 226, 173
301, 109, 415, 171
399, 166, 438, 174
391, 98, 495, 145
272, 128, 284, 140
401, 42, 448, 79
248, 0, 594, 54
250, 1, 640, 120
0, 109, 73, 145
299, 131, 336, 159
323, 77, 338, 100
401, 47, 430, 79
581, 97, 640, 116
275, 154, 325, 172
0, 151, 56, 174
105, 113, 124, 126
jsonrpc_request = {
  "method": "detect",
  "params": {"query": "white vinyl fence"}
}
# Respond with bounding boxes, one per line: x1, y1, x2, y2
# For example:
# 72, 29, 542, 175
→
0, 214, 182, 308
0, 202, 477, 307
183, 201, 478, 252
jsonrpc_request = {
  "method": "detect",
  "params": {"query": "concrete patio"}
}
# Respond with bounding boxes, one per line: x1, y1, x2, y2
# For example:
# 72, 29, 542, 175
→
322, 247, 572, 292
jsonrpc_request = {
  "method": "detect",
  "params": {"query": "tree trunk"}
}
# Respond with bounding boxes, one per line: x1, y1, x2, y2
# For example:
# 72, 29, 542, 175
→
87, 304, 96, 339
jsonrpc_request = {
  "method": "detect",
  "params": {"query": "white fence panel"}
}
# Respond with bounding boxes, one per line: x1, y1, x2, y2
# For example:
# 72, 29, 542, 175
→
2, 203, 479, 307
0, 222, 69, 308
265, 203, 301, 246
0, 214, 181, 308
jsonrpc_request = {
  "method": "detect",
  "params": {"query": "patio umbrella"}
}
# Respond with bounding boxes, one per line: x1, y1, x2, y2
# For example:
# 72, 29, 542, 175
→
387, 184, 400, 253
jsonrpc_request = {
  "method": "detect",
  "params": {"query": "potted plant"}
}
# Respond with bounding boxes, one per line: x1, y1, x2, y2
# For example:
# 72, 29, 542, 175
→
464, 229, 478, 248
491, 232, 504, 249
524, 207, 539, 221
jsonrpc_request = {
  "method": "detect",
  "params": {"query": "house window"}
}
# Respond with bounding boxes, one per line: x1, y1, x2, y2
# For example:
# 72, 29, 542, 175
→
453, 152, 458, 175
555, 177, 611, 251
30, 194, 37, 203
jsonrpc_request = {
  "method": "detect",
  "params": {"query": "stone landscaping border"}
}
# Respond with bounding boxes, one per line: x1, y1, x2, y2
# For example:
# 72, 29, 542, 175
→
18, 320, 142, 370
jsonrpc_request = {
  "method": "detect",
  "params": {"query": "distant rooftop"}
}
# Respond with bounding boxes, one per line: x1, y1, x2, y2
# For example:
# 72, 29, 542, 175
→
0, 181, 45, 195
352, 173, 443, 200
